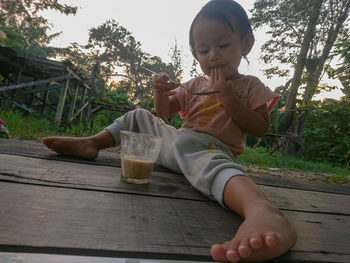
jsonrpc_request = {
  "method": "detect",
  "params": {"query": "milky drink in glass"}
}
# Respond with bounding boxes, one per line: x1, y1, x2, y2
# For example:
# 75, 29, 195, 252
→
120, 130, 163, 184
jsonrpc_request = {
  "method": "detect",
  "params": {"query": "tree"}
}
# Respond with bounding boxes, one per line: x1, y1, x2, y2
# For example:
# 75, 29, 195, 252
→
296, 0, 350, 133
0, 0, 77, 55
251, 0, 350, 134
84, 19, 183, 107
328, 39, 350, 101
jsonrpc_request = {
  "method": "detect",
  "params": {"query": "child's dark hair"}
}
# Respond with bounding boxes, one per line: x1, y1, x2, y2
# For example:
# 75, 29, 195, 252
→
189, 0, 253, 52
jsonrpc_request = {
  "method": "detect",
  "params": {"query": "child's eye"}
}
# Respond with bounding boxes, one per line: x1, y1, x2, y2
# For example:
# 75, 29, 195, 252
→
198, 49, 209, 55
220, 43, 231, 48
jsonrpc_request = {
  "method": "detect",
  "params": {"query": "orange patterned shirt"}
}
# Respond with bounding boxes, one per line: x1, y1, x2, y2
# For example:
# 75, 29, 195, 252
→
174, 75, 279, 157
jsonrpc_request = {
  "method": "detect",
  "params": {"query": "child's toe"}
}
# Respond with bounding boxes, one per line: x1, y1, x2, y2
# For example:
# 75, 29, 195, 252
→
237, 242, 252, 258
226, 248, 240, 262
265, 232, 279, 248
210, 244, 228, 262
249, 235, 263, 250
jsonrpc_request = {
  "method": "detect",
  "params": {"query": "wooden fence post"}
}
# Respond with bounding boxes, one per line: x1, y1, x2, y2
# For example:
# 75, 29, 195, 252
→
79, 86, 87, 123
68, 82, 79, 122
85, 63, 100, 128
55, 74, 70, 124
42, 89, 50, 115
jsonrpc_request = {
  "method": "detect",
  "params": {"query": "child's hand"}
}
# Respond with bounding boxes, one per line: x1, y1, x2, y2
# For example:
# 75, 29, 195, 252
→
153, 72, 179, 96
210, 67, 232, 96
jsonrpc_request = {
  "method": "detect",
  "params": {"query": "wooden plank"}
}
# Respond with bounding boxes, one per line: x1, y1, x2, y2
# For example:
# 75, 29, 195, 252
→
42, 89, 50, 115
1, 139, 349, 196
0, 75, 73, 92
0, 153, 204, 201
0, 253, 213, 263
79, 86, 88, 122
248, 172, 350, 195
0, 181, 239, 259
0, 181, 349, 262
68, 84, 79, 121
0, 139, 183, 174
271, 251, 350, 263
2, 251, 348, 263
55, 76, 70, 124
69, 101, 89, 122
1, 153, 350, 215
66, 66, 91, 91
21, 83, 62, 94
260, 184, 350, 215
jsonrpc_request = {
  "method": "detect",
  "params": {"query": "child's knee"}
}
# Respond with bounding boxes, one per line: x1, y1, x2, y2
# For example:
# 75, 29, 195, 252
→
129, 108, 151, 118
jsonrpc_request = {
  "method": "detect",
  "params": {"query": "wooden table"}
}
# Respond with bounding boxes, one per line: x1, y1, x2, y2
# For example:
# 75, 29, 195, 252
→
0, 138, 349, 263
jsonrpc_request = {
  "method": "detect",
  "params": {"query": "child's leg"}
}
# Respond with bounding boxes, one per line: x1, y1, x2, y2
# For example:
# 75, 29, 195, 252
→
43, 109, 169, 160
210, 175, 297, 262
42, 129, 115, 160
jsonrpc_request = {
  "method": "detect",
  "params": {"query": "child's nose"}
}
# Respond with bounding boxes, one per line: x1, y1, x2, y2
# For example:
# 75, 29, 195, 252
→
209, 48, 220, 62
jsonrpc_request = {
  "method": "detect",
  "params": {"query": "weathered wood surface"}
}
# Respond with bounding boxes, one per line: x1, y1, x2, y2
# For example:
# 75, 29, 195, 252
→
1, 153, 350, 215
0, 139, 350, 262
0, 181, 349, 262
1, 139, 349, 195
0, 253, 211, 263
0, 153, 202, 201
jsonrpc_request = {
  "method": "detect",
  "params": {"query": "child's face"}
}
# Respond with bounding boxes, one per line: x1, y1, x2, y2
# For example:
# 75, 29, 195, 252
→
192, 17, 244, 79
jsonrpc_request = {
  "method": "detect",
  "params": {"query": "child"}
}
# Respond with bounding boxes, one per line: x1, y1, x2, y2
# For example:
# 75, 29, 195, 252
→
43, 0, 296, 261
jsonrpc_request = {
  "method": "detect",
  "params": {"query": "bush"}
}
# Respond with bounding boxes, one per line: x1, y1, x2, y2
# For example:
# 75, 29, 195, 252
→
301, 100, 350, 168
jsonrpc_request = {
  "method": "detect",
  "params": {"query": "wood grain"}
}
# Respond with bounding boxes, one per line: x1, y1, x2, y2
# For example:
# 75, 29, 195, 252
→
0, 181, 349, 262
1, 154, 350, 215
0, 153, 204, 201
1, 139, 350, 262
1, 138, 349, 195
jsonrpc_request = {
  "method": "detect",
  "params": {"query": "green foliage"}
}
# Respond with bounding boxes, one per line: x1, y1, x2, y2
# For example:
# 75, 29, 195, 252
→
0, 0, 77, 55
86, 20, 183, 105
0, 109, 99, 140
97, 87, 135, 110
1, 109, 60, 140
91, 110, 124, 133
328, 39, 350, 99
172, 114, 186, 129
301, 101, 350, 168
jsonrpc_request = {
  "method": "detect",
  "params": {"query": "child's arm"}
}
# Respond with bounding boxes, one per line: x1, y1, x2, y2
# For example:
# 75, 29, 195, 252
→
153, 72, 181, 118
212, 68, 270, 137
222, 95, 270, 137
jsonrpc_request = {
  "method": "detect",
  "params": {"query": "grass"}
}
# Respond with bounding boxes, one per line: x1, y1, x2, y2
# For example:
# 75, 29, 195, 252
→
238, 147, 350, 184
0, 110, 98, 141
1, 109, 349, 184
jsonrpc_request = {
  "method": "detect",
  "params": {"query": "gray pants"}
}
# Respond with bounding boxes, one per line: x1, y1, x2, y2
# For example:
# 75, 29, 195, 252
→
106, 109, 245, 207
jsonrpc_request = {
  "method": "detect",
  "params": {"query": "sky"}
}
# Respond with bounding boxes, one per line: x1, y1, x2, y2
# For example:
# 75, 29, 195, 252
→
42, 0, 344, 100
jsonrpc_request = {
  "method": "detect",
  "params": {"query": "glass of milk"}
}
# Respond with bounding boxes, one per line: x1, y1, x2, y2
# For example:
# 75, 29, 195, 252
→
120, 130, 163, 184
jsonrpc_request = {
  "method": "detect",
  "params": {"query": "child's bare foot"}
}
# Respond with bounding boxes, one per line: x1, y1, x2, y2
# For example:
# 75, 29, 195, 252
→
42, 137, 100, 160
210, 202, 296, 262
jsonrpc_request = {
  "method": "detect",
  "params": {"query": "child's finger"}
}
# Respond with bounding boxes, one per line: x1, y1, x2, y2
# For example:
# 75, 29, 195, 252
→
218, 67, 225, 80
153, 72, 169, 84
157, 72, 170, 82
211, 67, 219, 83
210, 68, 215, 84
154, 82, 178, 94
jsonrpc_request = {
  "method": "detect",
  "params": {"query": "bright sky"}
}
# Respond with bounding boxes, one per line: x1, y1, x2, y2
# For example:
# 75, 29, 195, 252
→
43, 0, 344, 100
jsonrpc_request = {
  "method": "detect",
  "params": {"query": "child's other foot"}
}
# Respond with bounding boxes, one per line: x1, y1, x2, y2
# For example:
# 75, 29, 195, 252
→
210, 202, 296, 262
42, 137, 99, 160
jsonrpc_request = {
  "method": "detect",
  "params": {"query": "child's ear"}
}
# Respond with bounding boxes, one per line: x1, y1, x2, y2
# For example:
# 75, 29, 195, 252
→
242, 33, 254, 57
